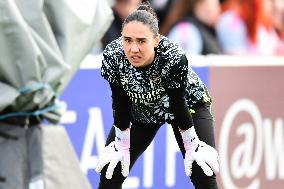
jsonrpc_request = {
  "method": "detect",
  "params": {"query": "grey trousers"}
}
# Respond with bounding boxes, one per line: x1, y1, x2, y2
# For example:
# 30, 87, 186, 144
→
0, 122, 43, 189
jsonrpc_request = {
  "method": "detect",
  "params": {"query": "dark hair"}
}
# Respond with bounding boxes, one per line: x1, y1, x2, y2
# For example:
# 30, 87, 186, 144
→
122, 1, 159, 37
187, 0, 201, 16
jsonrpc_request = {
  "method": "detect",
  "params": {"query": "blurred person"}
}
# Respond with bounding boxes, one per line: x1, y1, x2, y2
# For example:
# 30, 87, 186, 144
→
216, 0, 280, 55
272, 0, 284, 39
271, 0, 284, 54
95, 1, 219, 189
148, 0, 175, 31
159, 0, 223, 36
102, 0, 141, 48
159, 0, 186, 35
167, 0, 223, 55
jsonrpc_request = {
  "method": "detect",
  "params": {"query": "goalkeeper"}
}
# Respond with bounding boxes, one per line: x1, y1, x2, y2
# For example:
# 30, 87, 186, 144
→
96, 1, 219, 189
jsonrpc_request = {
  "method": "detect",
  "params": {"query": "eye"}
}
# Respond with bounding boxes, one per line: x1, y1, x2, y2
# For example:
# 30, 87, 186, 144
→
124, 38, 131, 43
138, 40, 145, 44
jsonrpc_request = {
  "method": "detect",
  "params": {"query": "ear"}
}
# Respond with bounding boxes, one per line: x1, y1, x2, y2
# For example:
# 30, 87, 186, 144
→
153, 34, 160, 47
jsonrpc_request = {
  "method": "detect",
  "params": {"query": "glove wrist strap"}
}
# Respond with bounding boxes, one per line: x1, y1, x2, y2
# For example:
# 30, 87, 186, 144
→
180, 126, 200, 151
114, 125, 130, 150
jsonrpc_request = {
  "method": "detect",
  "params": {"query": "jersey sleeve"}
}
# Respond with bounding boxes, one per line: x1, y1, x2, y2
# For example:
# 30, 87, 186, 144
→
110, 83, 131, 130
167, 86, 194, 130
101, 46, 120, 84
165, 54, 193, 129
166, 54, 188, 89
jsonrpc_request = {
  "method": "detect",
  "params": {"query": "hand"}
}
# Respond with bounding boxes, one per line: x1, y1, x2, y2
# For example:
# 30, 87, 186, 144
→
96, 126, 130, 179
180, 127, 219, 177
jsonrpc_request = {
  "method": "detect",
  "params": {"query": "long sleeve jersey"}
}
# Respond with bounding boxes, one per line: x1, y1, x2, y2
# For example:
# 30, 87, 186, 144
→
101, 35, 211, 129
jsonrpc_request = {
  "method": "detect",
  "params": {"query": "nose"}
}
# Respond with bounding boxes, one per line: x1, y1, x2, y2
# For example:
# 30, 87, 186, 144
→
130, 43, 139, 52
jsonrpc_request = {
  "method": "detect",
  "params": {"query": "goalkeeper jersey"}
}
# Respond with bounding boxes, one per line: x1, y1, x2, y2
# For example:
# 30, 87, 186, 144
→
101, 35, 211, 125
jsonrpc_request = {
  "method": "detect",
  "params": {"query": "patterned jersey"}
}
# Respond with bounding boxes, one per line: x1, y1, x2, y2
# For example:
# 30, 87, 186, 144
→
101, 35, 211, 124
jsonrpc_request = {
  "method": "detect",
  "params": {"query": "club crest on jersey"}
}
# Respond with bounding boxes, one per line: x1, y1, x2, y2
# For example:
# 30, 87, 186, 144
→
149, 74, 161, 84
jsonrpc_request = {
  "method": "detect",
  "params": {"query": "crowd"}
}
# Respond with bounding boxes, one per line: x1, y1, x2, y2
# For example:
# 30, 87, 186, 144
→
101, 0, 284, 56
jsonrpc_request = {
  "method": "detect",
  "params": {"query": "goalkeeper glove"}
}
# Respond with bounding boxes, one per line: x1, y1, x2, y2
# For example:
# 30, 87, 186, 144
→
180, 126, 219, 177
95, 126, 130, 179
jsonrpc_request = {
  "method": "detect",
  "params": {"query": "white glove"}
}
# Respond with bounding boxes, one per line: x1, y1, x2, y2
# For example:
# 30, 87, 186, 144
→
180, 127, 219, 177
95, 126, 130, 179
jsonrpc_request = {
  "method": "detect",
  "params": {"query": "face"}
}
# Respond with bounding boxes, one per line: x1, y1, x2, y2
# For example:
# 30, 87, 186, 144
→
271, 0, 284, 29
121, 21, 160, 68
195, 0, 220, 26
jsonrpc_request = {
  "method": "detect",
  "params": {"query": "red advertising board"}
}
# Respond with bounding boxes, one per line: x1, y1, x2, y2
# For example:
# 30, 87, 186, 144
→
210, 66, 284, 189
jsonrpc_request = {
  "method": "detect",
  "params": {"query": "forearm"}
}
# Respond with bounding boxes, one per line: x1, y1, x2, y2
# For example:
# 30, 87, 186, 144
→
96, 83, 131, 179
110, 83, 131, 130
167, 87, 193, 130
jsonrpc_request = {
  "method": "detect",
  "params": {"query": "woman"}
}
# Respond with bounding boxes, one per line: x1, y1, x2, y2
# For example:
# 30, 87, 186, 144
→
96, 1, 219, 189
168, 0, 222, 55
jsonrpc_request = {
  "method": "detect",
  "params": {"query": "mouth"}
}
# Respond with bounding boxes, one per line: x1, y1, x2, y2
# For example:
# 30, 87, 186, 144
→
130, 55, 142, 63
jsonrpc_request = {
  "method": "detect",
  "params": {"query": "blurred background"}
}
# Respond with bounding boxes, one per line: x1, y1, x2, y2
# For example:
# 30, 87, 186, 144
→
61, 0, 284, 189
1, 0, 284, 189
